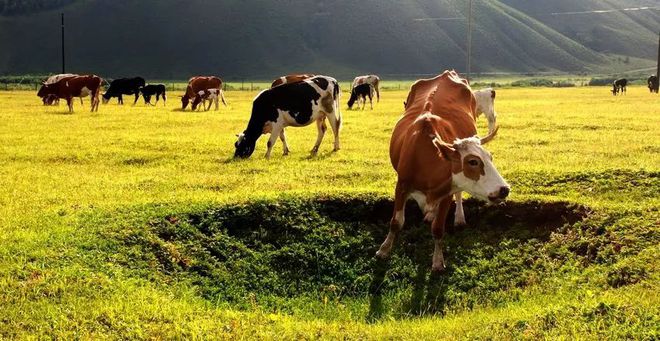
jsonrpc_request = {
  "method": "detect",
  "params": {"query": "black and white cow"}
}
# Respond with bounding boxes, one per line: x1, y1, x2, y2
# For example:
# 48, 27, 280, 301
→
234, 75, 341, 159
347, 83, 374, 110
648, 75, 659, 94
102, 77, 146, 104
140, 84, 167, 106
611, 78, 628, 96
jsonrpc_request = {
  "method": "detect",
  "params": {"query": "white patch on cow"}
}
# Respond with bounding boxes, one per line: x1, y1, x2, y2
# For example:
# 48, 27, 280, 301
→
409, 191, 426, 210
45, 73, 77, 85
79, 86, 90, 98
450, 137, 508, 203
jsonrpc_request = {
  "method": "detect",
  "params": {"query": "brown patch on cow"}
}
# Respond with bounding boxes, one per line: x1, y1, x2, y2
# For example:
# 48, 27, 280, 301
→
462, 154, 485, 181
491, 90, 496, 99
321, 94, 334, 113
262, 122, 273, 134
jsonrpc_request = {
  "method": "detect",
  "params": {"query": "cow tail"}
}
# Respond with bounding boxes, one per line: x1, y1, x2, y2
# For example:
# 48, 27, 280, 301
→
334, 81, 342, 132
219, 89, 228, 106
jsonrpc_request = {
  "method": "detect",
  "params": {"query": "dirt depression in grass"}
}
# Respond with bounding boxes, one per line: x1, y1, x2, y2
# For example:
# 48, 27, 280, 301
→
108, 196, 602, 317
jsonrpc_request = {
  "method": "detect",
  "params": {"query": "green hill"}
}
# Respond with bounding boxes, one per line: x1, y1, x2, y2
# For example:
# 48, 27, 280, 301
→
0, 0, 657, 78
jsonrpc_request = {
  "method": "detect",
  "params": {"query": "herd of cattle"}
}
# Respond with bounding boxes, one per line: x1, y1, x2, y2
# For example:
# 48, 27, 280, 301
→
611, 75, 659, 95
32, 69, 657, 270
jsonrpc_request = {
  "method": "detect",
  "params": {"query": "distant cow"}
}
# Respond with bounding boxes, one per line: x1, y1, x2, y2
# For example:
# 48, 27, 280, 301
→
38, 74, 79, 105
182, 76, 226, 110
271, 74, 315, 88
140, 84, 167, 106
351, 75, 381, 102
102, 77, 146, 104
347, 83, 374, 110
474, 88, 497, 134
611, 78, 628, 96
37, 75, 102, 113
234, 75, 341, 159
648, 75, 659, 93
191, 88, 222, 111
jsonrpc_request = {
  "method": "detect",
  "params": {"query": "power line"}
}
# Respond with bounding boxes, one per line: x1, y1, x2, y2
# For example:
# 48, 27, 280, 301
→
550, 6, 660, 16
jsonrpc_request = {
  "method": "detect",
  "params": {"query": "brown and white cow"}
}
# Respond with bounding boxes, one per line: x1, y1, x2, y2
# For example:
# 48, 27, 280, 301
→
182, 76, 227, 110
38, 74, 80, 105
191, 88, 222, 111
38, 75, 102, 113
376, 70, 509, 272
271, 74, 315, 88
351, 75, 380, 102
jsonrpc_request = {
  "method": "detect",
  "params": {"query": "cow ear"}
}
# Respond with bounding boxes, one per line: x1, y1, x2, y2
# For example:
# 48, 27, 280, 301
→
432, 137, 461, 162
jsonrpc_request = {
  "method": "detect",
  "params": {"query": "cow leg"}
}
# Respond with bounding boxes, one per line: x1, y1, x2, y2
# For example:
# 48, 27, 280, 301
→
310, 118, 327, 155
79, 97, 83, 106
118, 95, 123, 105
133, 92, 140, 105
431, 196, 453, 272
279, 129, 290, 156
265, 125, 283, 159
67, 97, 73, 113
162, 92, 167, 106
369, 93, 373, 110
326, 112, 341, 152
376, 182, 407, 258
214, 97, 219, 111
453, 192, 466, 226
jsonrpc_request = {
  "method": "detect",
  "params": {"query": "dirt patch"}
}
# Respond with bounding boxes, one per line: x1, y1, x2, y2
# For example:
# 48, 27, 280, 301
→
115, 197, 592, 315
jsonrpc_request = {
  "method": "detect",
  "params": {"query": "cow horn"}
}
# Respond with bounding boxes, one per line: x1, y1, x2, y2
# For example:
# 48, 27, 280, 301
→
479, 125, 499, 145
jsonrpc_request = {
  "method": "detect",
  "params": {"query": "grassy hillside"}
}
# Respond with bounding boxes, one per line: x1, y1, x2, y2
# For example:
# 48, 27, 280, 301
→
501, 0, 660, 60
0, 0, 655, 78
0, 86, 658, 338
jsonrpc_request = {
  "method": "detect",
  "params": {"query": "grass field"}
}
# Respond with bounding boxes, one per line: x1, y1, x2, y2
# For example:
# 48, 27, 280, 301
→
0, 86, 658, 339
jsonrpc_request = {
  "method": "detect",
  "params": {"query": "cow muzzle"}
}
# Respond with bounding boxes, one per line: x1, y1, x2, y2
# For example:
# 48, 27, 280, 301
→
487, 186, 510, 204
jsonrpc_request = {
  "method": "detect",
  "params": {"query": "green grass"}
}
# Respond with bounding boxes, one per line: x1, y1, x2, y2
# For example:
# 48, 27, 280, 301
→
0, 86, 658, 339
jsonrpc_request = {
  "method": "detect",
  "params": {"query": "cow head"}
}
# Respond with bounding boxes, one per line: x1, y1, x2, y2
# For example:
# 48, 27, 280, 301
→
433, 126, 510, 204
101, 92, 111, 104
347, 90, 358, 109
191, 94, 203, 111
181, 96, 190, 110
234, 132, 256, 158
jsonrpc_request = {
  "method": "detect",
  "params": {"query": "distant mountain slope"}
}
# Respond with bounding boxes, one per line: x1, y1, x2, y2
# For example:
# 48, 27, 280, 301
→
0, 0, 656, 79
500, 0, 660, 59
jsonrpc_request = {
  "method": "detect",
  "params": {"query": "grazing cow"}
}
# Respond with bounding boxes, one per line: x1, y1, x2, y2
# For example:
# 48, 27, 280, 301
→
38, 74, 80, 105
347, 83, 374, 110
271, 74, 315, 88
140, 84, 167, 105
191, 88, 223, 111
473, 88, 497, 134
376, 70, 509, 272
351, 75, 381, 102
37, 75, 102, 113
102, 77, 146, 104
647, 75, 659, 93
611, 78, 628, 96
182, 76, 226, 110
234, 75, 341, 159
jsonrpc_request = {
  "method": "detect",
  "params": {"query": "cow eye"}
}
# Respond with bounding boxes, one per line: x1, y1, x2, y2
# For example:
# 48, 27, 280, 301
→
468, 159, 479, 167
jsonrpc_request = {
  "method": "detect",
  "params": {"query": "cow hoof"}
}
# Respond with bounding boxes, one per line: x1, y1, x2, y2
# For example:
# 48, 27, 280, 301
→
432, 263, 446, 273
375, 250, 389, 259
454, 217, 467, 226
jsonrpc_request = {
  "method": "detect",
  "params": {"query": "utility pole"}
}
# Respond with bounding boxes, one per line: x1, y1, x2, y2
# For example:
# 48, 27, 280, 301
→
656, 31, 659, 92
466, 0, 473, 81
61, 13, 66, 73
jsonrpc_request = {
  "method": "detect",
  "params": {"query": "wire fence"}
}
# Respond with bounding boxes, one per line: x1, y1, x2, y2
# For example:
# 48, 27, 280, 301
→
1, 67, 657, 92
